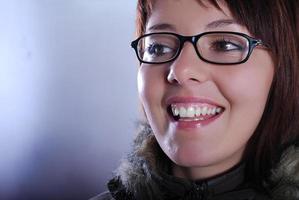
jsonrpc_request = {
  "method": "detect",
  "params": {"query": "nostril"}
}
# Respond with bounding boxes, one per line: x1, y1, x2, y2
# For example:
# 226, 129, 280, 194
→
167, 71, 178, 84
167, 78, 179, 84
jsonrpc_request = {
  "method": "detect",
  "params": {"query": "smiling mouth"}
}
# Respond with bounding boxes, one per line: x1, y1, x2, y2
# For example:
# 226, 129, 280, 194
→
167, 103, 224, 122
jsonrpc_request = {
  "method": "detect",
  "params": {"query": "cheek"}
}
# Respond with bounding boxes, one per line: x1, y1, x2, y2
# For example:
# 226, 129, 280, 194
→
217, 56, 274, 107
137, 65, 166, 117
137, 67, 150, 118
137, 66, 146, 98
215, 53, 274, 135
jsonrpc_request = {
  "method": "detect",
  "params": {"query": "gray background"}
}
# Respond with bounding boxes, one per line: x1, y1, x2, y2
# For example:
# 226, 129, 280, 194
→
0, 0, 138, 199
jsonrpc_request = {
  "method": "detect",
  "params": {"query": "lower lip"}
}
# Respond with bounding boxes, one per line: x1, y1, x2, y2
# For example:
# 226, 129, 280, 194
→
170, 113, 222, 129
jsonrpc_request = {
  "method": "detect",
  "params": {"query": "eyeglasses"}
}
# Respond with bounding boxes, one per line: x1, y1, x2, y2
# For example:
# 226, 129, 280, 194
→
131, 31, 265, 65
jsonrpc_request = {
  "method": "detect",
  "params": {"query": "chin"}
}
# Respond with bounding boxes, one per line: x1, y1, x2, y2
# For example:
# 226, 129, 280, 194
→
168, 143, 243, 176
169, 145, 217, 168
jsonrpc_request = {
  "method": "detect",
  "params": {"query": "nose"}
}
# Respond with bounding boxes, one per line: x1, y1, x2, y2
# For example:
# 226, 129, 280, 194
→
167, 43, 210, 85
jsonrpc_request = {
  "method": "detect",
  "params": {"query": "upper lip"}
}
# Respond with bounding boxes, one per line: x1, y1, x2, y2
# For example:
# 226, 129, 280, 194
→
165, 96, 224, 108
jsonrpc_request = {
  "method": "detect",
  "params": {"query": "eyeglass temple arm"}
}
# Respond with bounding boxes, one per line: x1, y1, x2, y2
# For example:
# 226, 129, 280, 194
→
255, 39, 270, 49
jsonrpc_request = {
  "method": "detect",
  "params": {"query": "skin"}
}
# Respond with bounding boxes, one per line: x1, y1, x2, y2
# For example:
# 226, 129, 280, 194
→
137, 0, 274, 180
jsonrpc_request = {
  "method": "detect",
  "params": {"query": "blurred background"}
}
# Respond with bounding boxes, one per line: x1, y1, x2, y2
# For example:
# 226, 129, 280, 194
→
0, 0, 138, 199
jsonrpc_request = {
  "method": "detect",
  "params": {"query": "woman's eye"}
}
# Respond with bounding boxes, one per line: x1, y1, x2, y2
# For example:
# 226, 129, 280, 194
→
211, 40, 243, 52
147, 43, 173, 57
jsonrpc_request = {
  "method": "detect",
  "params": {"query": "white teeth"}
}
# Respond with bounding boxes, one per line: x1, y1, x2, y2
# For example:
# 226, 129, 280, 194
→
216, 107, 222, 113
174, 108, 179, 116
171, 104, 223, 119
179, 107, 187, 117
195, 107, 201, 116
186, 107, 195, 118
201, 107, 208, 116
212, 107, 216, 115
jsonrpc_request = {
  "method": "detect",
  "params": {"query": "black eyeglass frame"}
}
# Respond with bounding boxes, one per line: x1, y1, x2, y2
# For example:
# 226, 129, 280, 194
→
131, 31, 265, 65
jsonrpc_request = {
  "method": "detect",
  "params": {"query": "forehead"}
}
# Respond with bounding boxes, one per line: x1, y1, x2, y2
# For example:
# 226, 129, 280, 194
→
146, 0, 245, 35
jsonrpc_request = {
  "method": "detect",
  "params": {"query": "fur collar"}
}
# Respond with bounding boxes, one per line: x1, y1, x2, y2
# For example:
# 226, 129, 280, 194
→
269, 145, 299, 199
111, 123, 299, 200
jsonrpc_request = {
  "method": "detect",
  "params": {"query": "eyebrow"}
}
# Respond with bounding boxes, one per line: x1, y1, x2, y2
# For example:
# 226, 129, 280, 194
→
205, 19, 238, 30
147, 19, 239, 32
147, 23, 176, 32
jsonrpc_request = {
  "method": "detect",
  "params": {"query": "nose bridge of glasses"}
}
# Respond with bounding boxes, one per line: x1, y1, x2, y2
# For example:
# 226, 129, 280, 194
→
179, 35, 199, 55
169, 35, 211, 85
180, 35, 197, 45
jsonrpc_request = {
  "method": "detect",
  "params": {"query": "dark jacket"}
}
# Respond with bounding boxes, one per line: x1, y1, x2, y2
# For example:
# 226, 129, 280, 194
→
91, 124, 299, 200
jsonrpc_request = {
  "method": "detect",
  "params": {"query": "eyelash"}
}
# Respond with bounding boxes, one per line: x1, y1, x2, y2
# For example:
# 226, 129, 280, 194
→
211, 39, 243, 51
148, 43, 171, 55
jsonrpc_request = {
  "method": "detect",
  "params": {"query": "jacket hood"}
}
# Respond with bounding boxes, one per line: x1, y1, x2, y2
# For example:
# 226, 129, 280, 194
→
110, 123, 299, 200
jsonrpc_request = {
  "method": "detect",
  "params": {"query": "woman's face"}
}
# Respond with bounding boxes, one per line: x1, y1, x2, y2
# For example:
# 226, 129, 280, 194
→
137, 0, 274, 179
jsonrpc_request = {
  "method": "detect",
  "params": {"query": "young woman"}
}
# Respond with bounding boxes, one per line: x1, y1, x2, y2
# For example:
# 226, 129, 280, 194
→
92, 0, 299, 199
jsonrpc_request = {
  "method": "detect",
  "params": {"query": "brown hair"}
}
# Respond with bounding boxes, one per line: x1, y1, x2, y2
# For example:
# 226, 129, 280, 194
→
135, 0, 299, 188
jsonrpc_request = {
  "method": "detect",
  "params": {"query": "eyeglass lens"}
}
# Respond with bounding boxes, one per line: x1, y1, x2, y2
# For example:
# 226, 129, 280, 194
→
137, 33, 250, 64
